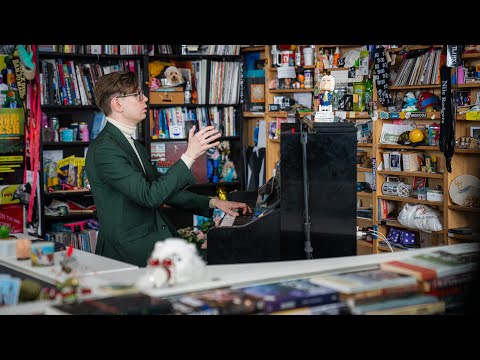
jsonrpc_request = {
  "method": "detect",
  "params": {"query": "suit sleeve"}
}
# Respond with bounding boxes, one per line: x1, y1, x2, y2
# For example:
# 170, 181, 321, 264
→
165, 190, 211, 217
92, 142, 196, 208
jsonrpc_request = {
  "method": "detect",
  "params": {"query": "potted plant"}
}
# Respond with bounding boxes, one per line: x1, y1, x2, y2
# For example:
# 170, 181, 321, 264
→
0, 224, 15, 240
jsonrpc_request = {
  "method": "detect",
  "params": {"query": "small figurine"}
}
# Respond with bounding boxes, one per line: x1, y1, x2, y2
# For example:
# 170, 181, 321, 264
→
403, 92, 418, 112
318, 75, 335, 111
221, 160, 237, 182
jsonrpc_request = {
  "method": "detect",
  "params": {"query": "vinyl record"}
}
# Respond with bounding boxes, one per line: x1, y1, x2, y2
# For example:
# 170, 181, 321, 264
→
449, 174, 480, 207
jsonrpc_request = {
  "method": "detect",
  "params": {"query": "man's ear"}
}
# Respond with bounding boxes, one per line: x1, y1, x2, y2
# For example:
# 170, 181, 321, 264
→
110, 96, 123, 113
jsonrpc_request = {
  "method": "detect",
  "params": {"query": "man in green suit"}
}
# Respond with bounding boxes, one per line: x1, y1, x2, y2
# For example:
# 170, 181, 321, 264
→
85, 71, 250, 267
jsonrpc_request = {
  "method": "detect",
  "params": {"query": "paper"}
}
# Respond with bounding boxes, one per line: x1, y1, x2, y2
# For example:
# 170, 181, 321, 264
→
277, 66, 296, 79
257, 120, 266, 148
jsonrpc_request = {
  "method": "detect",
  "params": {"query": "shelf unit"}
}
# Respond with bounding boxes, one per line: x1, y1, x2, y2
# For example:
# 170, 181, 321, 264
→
146, 46, 245, 197
36, 47, 149, 240
446, 50, 480, 245
372, 45, 480, 254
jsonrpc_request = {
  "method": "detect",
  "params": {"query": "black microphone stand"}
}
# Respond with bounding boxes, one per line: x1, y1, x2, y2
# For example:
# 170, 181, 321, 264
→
297, 111, 314, 259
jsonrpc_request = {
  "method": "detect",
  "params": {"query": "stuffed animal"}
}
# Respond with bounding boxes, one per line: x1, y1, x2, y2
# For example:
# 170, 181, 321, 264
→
164, 66, 184, 86
136, 238, 206, 290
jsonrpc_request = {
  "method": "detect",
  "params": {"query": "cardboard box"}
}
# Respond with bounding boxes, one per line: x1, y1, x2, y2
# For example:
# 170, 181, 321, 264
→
149, 88, 184, 105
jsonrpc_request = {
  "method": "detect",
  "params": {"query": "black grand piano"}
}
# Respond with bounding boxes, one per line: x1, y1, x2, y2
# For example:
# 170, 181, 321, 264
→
207, 122, 357, 264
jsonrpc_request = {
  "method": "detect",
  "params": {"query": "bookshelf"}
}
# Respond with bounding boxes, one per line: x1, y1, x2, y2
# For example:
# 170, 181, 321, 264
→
36, 45, 150, 250
145, 45, 245, 203
373, 45, 480, 254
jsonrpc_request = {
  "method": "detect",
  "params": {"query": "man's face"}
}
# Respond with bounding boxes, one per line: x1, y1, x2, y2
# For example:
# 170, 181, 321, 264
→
115, 89, 148, 125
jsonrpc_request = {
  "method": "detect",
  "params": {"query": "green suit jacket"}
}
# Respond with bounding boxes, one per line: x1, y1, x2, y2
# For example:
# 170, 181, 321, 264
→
85, 122, 210, 267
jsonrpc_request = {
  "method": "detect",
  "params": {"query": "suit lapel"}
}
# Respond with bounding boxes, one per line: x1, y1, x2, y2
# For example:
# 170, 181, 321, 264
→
134, 140, 156, 181
104, 122, 145, 175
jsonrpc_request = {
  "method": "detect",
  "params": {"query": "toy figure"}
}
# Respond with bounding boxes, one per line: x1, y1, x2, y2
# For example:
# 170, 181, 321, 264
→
149, 77, 161, 91
403, 92, 418, 112
221, 160, 237, 182
318, 75, 335, 111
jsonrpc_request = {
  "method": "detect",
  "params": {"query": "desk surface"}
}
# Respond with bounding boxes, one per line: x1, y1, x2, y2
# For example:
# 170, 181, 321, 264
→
1, 242, 478, 314
0, 249, 138, 285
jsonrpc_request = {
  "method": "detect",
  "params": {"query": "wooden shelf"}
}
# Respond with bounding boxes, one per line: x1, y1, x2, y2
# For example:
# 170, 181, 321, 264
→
267, 65, 316, 72
378, 194, 443, 206
379, 111, 440, 120
269, 89, 314, 93
377, 244, 405, 252
357, 167, 372, 172
338, 111, 371, 119
377, 144, 440, 151
44, 190, 91, 197
379, 219, 444, 233
462, 53, 480, 59
453, 83, 480, 89
454, 149, 480, 154
390, 45, 443, 54
357, 143, 373, 147
448, 205, 480, 213
447, 233, 480, 241
357, 191, 373, 197
377, 170, 444, 179
243, 112, 265, 118
240, 46, 265, 53
265, 111, 314, 118
357, 239, 373, 248
269, 138, 280, 143
389, 85, 441, 90
357, 217, 373, 228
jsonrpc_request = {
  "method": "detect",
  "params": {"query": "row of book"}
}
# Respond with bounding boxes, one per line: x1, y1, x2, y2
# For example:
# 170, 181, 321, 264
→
44, 229, 97, 254
149, 106, 237, 139
48, 245, 479, 314
208, 61, 241, 105
393, 49, 444, 86
38, 45, 155, 56
38, 59, 143, 106
184, 45, 241, 56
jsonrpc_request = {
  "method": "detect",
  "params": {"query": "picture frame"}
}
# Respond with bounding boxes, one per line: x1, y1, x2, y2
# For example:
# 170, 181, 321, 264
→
470, 126, 480, 140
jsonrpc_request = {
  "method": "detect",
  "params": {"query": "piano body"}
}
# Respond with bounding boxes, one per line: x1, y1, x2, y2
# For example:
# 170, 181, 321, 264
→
207, 122, 357, 265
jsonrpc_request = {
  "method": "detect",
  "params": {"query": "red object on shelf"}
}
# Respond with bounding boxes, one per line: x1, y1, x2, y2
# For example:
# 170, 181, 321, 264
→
63, 220, 88, 232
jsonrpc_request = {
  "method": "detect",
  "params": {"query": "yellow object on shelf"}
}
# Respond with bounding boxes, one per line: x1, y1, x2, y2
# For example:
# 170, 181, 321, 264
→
466, 111, 480, 121
409, 129, 424, 143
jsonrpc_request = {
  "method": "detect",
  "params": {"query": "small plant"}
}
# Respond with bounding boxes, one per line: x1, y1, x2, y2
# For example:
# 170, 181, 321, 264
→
0, 224, 12, 239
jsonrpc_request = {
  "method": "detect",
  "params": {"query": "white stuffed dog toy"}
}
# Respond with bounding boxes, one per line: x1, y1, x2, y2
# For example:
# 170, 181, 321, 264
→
136, 238, 206, 290
164, 66, 184, 86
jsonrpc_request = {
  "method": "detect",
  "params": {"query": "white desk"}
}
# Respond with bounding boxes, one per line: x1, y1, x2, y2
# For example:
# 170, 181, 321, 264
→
0, 249, 137, 285
1, 243, 478, 314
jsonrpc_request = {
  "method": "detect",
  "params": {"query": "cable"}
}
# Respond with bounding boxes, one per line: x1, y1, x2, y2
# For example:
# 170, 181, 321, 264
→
356, 226, 394, 253
368, 229, 394, 253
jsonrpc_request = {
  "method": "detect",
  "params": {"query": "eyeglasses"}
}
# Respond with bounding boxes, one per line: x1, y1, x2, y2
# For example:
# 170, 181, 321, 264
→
115, 90, 145, 102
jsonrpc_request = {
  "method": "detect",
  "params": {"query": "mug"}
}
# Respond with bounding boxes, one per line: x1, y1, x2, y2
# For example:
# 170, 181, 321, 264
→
303, 47, 314, 66
278, 51, 293, 67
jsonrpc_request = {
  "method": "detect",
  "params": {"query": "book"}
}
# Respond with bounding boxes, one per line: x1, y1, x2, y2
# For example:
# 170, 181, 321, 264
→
270, 301, 350, 315
238, 279, 339, 314
380, 250, 479, 281
309, 268, 418, 295
311, 270, 420, 304
0, 108, 25, 154
350, 294, 442, 315
48, 293, 173, 315
170, 289, 261, 315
